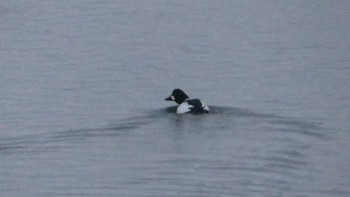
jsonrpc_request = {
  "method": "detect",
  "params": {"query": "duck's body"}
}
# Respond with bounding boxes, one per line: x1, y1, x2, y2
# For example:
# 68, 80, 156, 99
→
165, 89, 209, 114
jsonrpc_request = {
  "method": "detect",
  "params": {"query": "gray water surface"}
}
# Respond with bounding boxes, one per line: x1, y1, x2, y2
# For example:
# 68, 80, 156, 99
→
1, 1, 350, 196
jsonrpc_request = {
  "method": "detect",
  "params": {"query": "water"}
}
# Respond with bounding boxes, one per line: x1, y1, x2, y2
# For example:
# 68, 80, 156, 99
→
1, 1, 349, 196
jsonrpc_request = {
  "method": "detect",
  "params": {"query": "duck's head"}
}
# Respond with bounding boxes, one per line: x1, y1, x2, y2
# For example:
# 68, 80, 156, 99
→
165, 89, 189, 104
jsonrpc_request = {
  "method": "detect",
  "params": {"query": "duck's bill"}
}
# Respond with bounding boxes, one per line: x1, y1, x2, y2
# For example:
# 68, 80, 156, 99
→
165, 96, 172, 101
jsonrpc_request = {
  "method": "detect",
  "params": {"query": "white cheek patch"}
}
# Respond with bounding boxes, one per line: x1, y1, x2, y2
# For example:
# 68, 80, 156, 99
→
171, 95, 175, 101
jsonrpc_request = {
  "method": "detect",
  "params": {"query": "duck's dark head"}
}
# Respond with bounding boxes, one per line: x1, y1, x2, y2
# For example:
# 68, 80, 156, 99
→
165, 89, 189, 104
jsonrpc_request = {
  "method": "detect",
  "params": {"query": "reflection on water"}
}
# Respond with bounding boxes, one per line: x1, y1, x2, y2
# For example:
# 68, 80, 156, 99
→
0, 105, 329, 155
0, 105, 344, 196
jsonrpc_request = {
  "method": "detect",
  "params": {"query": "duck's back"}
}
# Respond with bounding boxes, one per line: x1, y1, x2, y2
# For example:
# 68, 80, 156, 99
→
176, 99, 209, 114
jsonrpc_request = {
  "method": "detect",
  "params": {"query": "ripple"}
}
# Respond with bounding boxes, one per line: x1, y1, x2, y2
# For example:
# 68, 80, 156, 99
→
0, 105, 330, 156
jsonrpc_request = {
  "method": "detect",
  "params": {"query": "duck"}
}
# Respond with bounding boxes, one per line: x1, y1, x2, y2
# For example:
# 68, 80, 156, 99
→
165, 89, 210, 114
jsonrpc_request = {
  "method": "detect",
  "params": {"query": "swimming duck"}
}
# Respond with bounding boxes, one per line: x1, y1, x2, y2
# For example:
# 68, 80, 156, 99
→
165, 89, 210, 114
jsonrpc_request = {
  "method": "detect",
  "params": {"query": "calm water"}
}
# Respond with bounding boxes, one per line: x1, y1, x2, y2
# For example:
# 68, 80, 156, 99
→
1, 1, 350, 196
